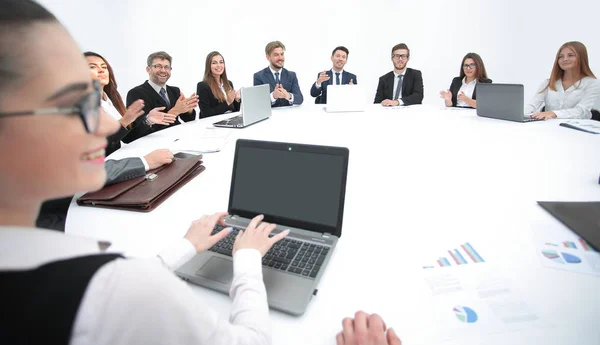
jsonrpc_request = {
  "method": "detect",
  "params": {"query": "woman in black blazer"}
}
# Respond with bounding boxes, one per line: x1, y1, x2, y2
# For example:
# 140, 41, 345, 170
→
440, 53, 492, 108
196, 51, 241, 118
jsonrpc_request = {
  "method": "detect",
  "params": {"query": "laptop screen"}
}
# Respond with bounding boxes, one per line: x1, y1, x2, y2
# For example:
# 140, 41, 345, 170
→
228, 140, 349, 237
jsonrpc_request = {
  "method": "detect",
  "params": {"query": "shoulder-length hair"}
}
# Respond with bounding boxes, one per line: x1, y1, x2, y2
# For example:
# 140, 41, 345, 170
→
459, 53, 489, 82
544, 41, 596, 92
203, 51, 232, 103
83, 51, 126, 116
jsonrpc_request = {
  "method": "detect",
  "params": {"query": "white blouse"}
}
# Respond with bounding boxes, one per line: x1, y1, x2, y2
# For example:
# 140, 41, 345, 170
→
456, 77, 477, 107
524, 77, 600, 119
100, 94, 123, 122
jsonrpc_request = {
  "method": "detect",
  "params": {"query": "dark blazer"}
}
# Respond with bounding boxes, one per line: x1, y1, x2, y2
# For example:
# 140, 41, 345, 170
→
123, 81, 196, 143
373, 68, 424, 105
448, 76, 492, 107
196, 80, 240, 119
310, 70, 358, 104
106, 125, 129, 156
253, 67, 303, 107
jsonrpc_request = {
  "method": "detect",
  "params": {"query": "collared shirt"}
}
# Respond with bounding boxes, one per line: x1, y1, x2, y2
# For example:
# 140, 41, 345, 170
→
316, 69, 344, 89
0, 227, 270, 345
393, 70, 406, 106
148, 79, 171, 105
456, 77, 477, 107
269, 66, 294, 104
524, 77, 600, 119
101, 94, 122, 122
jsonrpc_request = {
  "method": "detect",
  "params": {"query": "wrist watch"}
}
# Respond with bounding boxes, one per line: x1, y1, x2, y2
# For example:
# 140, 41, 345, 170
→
144, 114, 153, 127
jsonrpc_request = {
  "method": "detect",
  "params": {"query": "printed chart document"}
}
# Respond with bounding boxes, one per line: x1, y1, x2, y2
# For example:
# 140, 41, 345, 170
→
559, 120, 600, 134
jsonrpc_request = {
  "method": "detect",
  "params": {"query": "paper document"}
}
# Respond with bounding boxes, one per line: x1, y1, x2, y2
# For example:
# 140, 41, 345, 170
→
169, 128, 231, 154
559, 120, 600, 134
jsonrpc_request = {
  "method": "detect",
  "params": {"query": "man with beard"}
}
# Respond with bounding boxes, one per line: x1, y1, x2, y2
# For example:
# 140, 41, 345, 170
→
310, 46, 358, 104
253, 41, 303, 107
124, 51, 199, 142
374, 43, 424, 106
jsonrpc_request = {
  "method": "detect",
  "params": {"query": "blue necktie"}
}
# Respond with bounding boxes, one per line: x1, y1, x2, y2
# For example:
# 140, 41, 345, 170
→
159, 87, 170, 108
335, 72, 340, 85
274, 72, 280, 85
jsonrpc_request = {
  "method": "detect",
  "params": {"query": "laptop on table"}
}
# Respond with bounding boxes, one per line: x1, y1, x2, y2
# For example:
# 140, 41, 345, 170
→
476, 83, 543, 122
213, 84, 272, 128
325, 84, 365, 113
176, 139, 350, 316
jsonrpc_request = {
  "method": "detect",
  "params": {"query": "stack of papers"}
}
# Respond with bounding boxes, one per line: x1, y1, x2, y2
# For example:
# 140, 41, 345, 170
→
559, 120, 600, 134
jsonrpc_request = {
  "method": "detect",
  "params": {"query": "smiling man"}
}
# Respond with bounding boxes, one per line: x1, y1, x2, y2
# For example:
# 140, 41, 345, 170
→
374, 43, 424, 106
253, 41, 303, 107
124, 51, 198, 142
310, 46, 358, 104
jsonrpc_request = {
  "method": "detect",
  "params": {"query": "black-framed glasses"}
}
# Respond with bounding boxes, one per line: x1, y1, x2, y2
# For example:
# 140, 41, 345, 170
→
392, 54, 409, 60
151, 64, 172, 71
463, 63, 477, 69
0, 79, 101, 134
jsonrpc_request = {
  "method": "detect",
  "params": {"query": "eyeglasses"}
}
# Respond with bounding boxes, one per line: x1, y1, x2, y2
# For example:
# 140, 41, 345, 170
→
151, 64, 172, 71
0, 79, 101, 134
463, 63, 477, 69
392, 54, 409, 60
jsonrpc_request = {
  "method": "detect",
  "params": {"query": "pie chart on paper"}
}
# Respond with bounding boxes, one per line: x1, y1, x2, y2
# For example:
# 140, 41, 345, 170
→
541, 249, 582, 264
453, 306, 478, 323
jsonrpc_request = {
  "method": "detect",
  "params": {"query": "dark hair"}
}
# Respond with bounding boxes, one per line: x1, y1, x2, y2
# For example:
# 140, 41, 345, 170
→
83, 52, 126, 116
202, 51, 232, 103
332, 46, 349, 56
265, 41, 286, 55
459, 52, 489, 82
0, 0, 57, 104
391, 43, 410, 57
147, 51, 172, 67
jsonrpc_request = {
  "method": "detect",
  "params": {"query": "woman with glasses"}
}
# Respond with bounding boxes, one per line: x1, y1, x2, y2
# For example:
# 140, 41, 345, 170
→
440, 53, 492, 108
196, 51, 241, 118
0, 2, 287, 344
525, 41, 600, 120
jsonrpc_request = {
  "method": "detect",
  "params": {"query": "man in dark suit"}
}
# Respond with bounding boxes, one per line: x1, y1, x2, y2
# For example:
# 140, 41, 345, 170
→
374, 43, 424, 106
310, 46, 358, 104
123, 51, 198, 143
253, 41, 303, 107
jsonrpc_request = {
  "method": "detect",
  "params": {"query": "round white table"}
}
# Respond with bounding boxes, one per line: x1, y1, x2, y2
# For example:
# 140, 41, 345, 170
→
67, 104, 600, 345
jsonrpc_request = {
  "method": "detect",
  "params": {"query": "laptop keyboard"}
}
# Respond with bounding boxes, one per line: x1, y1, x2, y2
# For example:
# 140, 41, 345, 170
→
208, 224, 330, 279
226, 115, 243, 126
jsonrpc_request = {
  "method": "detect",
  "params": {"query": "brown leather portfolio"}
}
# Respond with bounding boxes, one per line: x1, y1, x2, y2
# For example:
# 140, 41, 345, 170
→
77, 156, 204, 212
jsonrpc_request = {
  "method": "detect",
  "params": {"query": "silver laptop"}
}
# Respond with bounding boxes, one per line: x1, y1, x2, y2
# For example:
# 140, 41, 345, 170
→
476, 83, 542, 122
325, 84, 365, 112
213, 84, 271, 128
176, 139, 350, 316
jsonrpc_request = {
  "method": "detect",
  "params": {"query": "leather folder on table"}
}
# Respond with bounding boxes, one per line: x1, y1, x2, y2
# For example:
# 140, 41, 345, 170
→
77, 155, 204, 212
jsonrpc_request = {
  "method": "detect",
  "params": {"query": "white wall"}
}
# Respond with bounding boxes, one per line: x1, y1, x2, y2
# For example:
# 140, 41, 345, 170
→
39, 0, 600, 106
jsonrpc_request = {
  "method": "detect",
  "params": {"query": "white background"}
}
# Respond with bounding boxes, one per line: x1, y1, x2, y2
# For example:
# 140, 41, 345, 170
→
39, 0, 600, 106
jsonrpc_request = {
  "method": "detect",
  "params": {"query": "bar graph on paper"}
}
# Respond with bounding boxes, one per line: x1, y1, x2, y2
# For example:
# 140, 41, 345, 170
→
422, 242, 485, 269
545, 238, 596, 252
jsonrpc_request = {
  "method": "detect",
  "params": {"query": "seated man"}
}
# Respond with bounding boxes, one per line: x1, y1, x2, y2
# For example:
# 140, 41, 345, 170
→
124, 51, 198, 142
310, 46, 358, 104
253, 41, 303, 107
374, 43, 424, 106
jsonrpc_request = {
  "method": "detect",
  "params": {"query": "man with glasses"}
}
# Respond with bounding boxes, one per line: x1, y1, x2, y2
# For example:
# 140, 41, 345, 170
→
374, 43, 424, 106
124, 51, 198, 142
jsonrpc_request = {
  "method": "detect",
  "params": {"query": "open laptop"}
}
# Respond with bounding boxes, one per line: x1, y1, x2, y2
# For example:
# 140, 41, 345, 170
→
213, 84, 271, 128
325, 84, 365, 112
476, 83, 542, 122
175, 139, 350, 316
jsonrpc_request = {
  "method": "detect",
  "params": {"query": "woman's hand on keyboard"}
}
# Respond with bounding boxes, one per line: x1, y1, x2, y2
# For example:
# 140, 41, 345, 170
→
184, 212, 232, 252
233, 214, 290, 256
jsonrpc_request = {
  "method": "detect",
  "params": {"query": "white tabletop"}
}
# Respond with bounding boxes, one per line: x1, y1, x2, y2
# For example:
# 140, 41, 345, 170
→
66, 104, 600, 345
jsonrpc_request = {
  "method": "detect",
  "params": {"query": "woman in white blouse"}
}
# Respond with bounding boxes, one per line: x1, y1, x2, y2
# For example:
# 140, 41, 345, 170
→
526, 41, 600, 120
440, 53, 492, 109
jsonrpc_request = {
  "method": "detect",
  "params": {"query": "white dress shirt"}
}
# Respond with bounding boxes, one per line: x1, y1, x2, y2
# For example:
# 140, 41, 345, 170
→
315, 69, 344, 88
148, 79, 171, 105
101, 95, 122, 122
456, 77, 477, 107
0, 227, 271, 345
393, 71, 405, 106
524, 77, 600, 119
269, 67, 294, 104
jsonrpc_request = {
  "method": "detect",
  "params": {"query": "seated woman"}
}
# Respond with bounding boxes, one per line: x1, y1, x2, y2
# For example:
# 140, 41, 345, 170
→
196, 51, 241, 118
440, 53, 492, 108
85, 52, 171, 155
526, 41, 600, 120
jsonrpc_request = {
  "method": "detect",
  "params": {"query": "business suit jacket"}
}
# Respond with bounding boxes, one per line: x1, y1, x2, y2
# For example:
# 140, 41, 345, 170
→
253, 67, 304, 107
106, 126, 129, 156
196, 80, 241, 119
123, 81, 196, 143
373, 68, 424, 105
310, 70, 358, 104
448, 77, 492, 107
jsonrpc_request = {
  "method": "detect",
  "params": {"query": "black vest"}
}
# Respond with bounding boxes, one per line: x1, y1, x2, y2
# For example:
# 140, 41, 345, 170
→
0, 254, 123, 345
